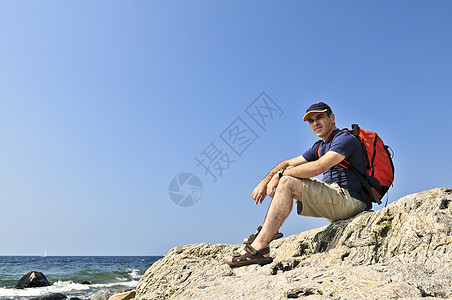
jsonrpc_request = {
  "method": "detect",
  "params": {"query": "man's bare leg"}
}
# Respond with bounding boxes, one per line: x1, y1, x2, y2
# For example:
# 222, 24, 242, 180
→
243, 166, 297, 244
225, 176, 303, 263
250, 176, 303, 253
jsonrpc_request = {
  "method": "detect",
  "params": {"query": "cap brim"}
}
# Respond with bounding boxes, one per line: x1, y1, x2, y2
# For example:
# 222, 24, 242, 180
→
302, 109, 328, 122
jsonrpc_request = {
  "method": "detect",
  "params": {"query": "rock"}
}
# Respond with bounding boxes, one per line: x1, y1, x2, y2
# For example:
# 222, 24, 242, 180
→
92, 289, 128, 300
136, 187, 452, 299
15, 271, 51, 289
108, 290, 136, 300
80, 280, 91, 285
31, 293, 67, 300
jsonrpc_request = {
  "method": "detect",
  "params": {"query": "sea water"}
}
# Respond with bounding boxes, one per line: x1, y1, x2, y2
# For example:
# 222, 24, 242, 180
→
0, 256, 162, 299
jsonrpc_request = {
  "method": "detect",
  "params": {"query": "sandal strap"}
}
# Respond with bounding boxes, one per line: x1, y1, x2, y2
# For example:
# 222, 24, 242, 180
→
244, 244, 257, 256
245, 245, 270, 256
246, 226, 262, 243
232, 251, 241, 258
231, 245, 270, 262
245, 226, 283, 245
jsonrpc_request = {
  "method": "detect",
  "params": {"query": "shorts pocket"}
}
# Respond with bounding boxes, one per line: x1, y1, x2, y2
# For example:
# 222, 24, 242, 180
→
325, 183, 347, 205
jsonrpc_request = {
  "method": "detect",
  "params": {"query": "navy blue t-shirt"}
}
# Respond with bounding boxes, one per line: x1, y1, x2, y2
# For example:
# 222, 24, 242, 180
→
302, 129, 365, 201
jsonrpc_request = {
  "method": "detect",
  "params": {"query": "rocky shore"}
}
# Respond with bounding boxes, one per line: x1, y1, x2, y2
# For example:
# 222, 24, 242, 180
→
136, 187, 452, 299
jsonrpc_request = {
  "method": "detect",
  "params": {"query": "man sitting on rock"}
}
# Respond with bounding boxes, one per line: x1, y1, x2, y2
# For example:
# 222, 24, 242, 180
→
225, 102, 370, 267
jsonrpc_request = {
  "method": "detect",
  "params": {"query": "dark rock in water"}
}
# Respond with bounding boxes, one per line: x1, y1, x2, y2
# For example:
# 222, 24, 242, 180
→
80, 280, 91, 285
31, 293, 67, 300
15, 271, 51, 289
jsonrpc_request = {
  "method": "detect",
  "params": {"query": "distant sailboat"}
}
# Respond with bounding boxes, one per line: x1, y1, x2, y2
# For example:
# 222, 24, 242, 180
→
42, 251, 47, 257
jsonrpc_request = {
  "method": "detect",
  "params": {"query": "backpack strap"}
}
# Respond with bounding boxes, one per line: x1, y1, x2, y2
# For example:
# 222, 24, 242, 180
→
370, 133, 379, 177
315, 129, 347, 158
338, 160, 382, 205
330, 129, 348, 147
314, 140, 322, 159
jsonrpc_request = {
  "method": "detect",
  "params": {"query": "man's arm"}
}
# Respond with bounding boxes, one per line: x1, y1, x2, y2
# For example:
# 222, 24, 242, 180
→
252, 155, 308, 205
284, 151, 345, 178
266, 151, 346, 198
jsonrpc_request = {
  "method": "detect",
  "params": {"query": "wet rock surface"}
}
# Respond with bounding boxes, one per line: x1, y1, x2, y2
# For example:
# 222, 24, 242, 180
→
15, 271, 51, 289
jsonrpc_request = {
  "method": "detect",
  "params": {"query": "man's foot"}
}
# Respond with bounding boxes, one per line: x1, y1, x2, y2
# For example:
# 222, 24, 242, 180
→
243, 226, 283, 244
224, 245, 273, 268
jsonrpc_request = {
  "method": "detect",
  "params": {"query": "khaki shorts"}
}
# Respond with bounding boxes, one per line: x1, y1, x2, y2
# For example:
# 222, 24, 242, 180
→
298, 177, 367, 222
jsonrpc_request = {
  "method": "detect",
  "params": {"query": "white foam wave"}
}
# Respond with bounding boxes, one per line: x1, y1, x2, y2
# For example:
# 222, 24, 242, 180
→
0, 275, 141, 298
91, 280, 139, 289
128, 268, 141, 280
115, 268, 141, 282
0, 280, 90, 298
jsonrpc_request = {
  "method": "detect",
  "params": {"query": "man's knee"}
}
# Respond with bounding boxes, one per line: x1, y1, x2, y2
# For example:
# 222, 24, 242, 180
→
279, 176, 303, 195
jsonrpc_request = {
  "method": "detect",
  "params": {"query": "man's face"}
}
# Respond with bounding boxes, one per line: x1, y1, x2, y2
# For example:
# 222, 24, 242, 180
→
306, 112, 336, 140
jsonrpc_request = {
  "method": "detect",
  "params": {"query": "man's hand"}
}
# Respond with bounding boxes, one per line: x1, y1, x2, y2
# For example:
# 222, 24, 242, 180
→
251, 158, 301, 205
252, 181, 268, 205
266, 173, 280, 199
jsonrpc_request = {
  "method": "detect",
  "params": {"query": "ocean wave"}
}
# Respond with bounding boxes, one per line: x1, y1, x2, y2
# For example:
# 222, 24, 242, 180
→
0, 279, 140, 299
0, 280, 90, 298
91, 280, 139, 289
116, 268, 141, 281
0, 269, 142, 298
0, 256, 158, 299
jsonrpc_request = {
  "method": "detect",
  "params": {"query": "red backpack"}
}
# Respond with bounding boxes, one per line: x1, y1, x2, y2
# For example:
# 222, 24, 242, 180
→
318, 124, 395, 205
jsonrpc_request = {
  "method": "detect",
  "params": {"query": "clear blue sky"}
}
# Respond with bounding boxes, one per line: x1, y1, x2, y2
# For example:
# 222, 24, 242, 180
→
1, 1, 451, 256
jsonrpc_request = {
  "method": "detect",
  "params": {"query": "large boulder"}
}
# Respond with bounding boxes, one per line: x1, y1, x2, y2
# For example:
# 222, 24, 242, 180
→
136, 187, 452, 299
15, 271, 51, 289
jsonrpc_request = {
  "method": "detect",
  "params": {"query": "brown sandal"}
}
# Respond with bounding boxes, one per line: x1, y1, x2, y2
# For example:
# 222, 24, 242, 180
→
244, 226, 283, 244
225, 245, 273, 268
